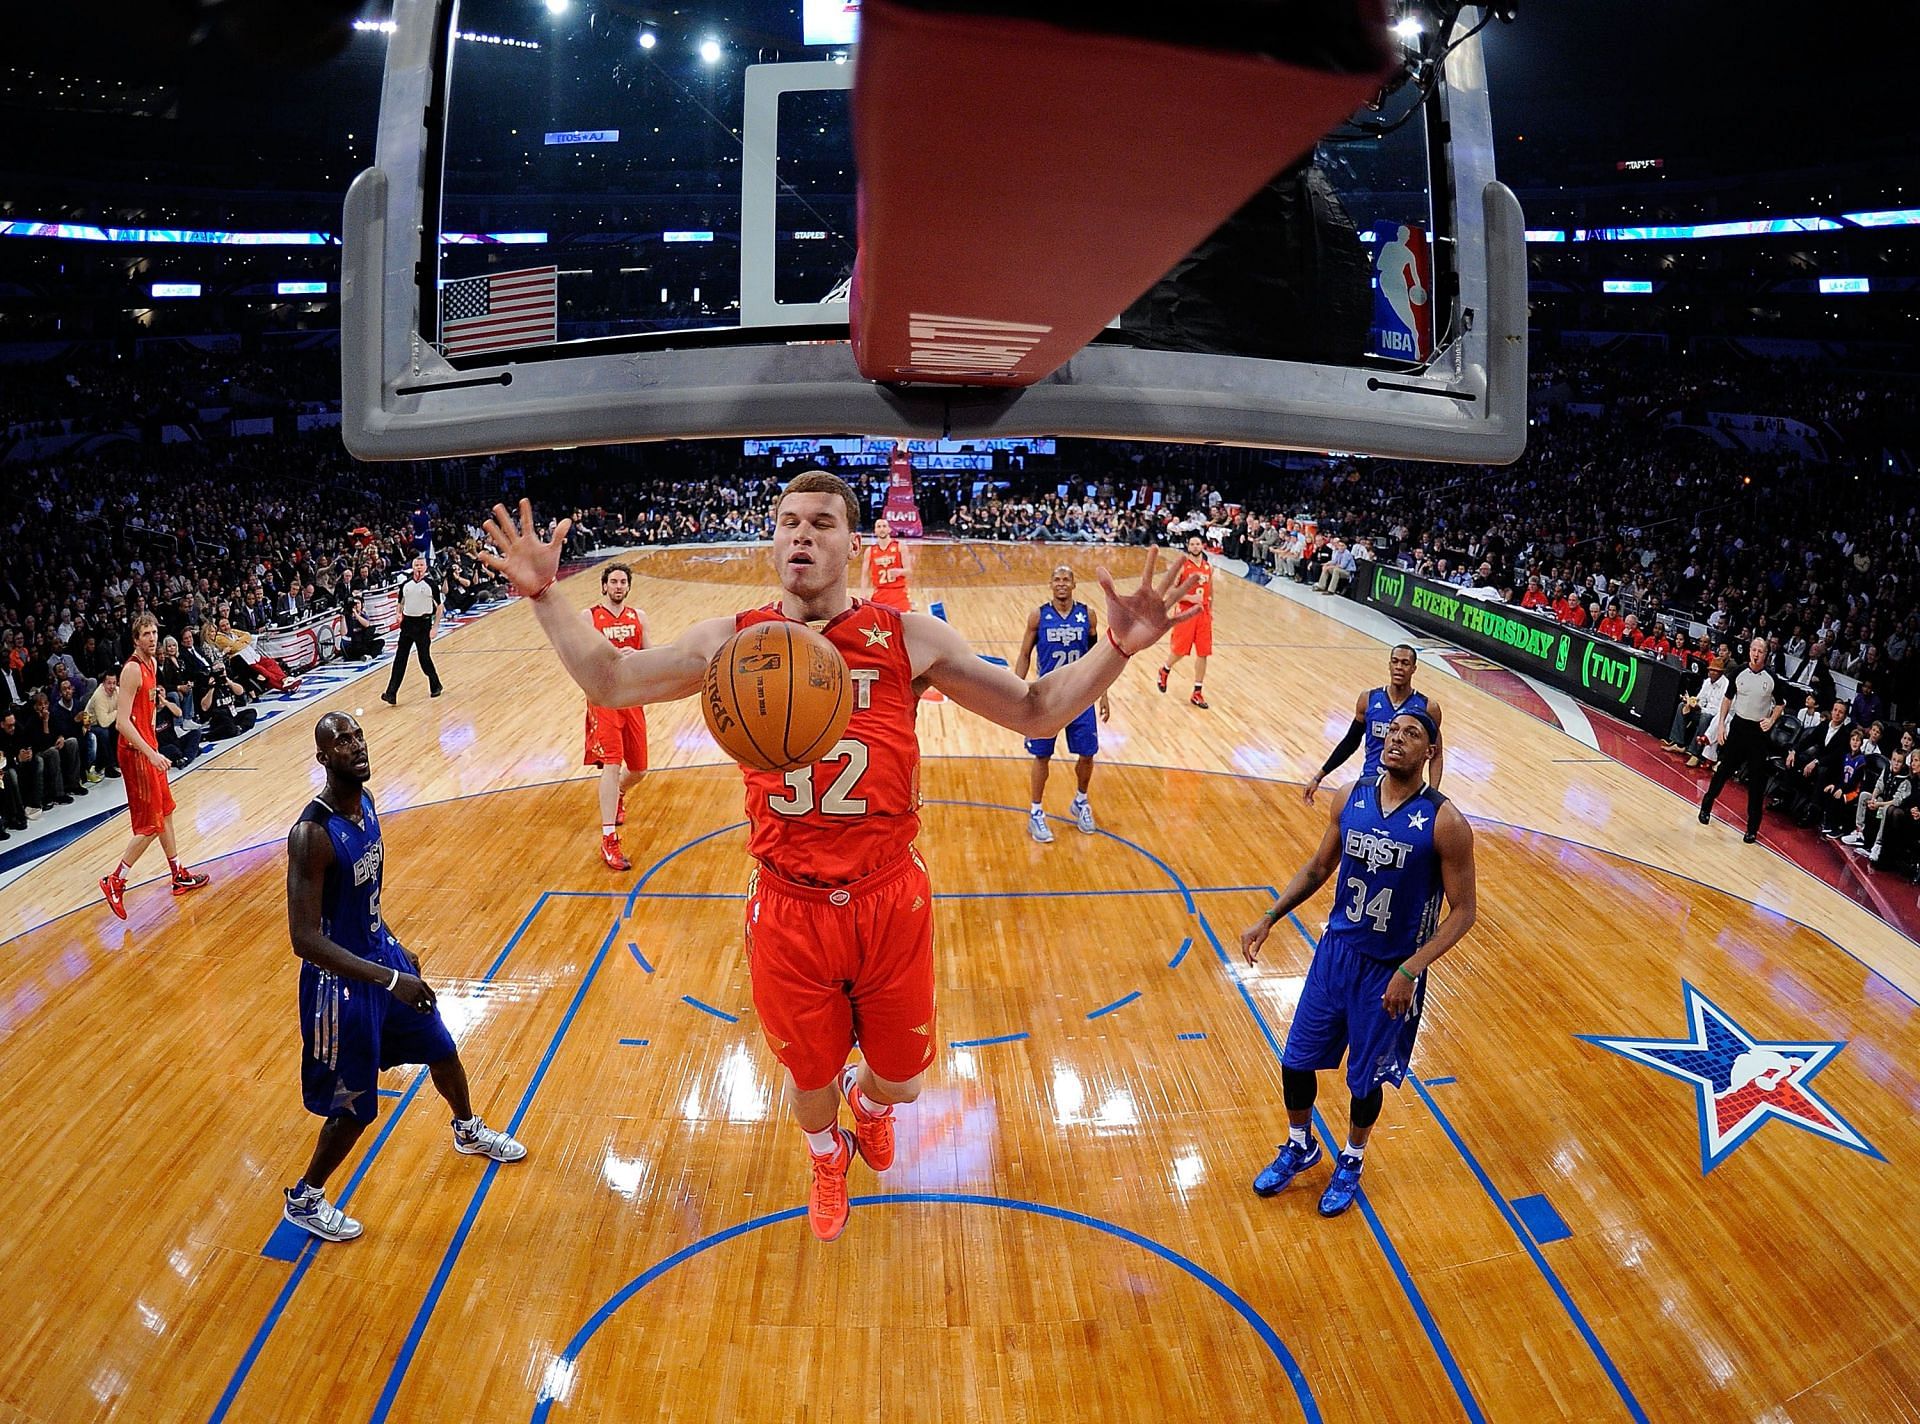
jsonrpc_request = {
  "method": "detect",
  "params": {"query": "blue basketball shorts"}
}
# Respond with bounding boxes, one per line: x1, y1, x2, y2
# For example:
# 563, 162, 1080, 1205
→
1280, 935, 1427, 1098
299, 939, 457, 1123
1025, 704, 1099, 760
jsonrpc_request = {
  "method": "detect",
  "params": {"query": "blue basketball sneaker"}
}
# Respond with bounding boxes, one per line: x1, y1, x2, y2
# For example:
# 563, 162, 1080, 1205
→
1317, 1152, 1366, 1216
1252, 1136, 1323, 1196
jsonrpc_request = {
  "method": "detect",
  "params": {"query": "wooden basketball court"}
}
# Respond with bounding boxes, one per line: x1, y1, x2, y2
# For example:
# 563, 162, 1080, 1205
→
2, 544, 1915, 1423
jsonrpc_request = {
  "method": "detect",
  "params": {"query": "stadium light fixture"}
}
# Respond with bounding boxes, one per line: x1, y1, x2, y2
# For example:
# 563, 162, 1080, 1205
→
1391, 16, 1423, 38
699, 37, 722, 63
638, 29, 657, 48
544, 0, 569, 15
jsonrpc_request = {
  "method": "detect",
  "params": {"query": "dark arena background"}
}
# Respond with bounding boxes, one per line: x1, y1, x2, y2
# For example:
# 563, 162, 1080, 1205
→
3, 3, 1918, 1420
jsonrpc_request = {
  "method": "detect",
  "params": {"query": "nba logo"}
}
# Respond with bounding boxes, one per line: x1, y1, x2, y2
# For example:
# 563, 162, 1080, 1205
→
1370, 224, 1433, 362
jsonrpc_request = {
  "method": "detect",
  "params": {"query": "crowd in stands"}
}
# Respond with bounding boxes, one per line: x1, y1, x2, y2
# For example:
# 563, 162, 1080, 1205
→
5, 342, 1919, 859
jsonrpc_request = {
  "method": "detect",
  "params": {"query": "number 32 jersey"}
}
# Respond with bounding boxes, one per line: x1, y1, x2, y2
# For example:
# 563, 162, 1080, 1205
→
1325, 776, 1447, 963
735, 599, 921, 886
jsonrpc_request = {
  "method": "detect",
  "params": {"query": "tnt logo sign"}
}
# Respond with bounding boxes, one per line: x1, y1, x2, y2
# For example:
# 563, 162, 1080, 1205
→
1370, 224, 1434, 362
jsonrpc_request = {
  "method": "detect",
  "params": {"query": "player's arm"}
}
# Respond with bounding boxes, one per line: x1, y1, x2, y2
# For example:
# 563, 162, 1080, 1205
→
1242, 788, 1345, 962
1382, 802, 1476, 1017
480, 500, 726, 705
908, 549, 1195, 737
1426, 696, 1446, 791
1012, 607, 1042, 680
286, 821, 435, 1010
1089, 604, 1111, 720
116, 660, 169, 769
1305, 689, 1369, 805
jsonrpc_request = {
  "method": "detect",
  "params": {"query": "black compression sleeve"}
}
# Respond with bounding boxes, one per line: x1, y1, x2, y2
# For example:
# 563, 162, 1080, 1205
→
1320, 720, 1365, 777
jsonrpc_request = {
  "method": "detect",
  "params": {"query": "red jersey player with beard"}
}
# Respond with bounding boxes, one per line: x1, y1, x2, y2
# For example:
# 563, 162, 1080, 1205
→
864, 517, 911, 611
583, 562, 650, 871
99, 611, 209, 918
482, 473, 1197, 1241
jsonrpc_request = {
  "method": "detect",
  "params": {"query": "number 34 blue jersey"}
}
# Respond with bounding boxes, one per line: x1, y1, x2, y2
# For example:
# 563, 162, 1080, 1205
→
1324, 777, 1447, 963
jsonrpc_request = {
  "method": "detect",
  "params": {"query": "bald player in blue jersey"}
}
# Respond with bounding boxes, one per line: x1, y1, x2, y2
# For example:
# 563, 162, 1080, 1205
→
1242, 709, 1477, 1216
280, 712, 526, 1243
1302, 644, 1445, 805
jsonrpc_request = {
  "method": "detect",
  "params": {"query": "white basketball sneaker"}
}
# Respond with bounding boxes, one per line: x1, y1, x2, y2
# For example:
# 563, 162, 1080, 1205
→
283, 1183, 363, 1242
453, 1116, 527, 1162
1072, 797, 1097, 835
1028, 808, 1054, 844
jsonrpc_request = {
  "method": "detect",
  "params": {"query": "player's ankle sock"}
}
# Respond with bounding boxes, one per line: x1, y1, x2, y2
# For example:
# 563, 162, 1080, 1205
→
114, 861, 131, 882
1344, 1138, 1367, 1161
1071, 792, 1088, 806
601, 824, 616, 836
1030, 802, 1044, 815
803, 1126, 840, 1156
167, 857, 185, 878
850, 1082, 893, 1118
1288, 1125, 1310, 1149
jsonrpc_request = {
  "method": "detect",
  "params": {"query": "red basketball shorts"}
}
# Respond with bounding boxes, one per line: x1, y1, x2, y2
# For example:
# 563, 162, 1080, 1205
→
1171, 608, 1214, 658
743, 848, 936, 1091
584, 705, 648, 772
118, 743, 175, 838
869, 584, 911, 612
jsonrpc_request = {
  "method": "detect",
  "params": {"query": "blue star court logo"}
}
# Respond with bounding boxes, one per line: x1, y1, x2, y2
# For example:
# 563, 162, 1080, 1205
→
1578, 981, 1880, 1174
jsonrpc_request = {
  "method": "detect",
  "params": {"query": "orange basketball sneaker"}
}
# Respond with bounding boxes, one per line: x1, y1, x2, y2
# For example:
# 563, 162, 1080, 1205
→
840, 1062, 896, 1170
807, 1126, 855, 1241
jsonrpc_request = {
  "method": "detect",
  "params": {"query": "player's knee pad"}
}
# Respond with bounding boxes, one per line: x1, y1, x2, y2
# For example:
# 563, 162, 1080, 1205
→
1349, 1086, 1384, 1129
1281, 1066, 1318, 1111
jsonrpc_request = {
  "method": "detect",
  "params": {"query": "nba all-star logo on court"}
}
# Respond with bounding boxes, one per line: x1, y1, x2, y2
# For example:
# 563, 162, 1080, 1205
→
1578, 982, 1881, 1173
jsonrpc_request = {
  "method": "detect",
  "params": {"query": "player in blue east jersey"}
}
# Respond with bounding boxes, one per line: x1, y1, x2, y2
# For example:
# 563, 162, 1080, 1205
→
1242, 709, 1477, 1216
280, 712, 526, 1243
1015, 566, 1112, 842
1302, 643, 1445, 805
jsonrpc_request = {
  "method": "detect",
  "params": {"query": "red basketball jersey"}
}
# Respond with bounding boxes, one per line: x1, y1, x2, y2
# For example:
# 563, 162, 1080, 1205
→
734, 600, 920, 885
124, 652, 158, 747
867, 542, 907, 593
590, 603, 645, 649
1177, 555, 1215, 612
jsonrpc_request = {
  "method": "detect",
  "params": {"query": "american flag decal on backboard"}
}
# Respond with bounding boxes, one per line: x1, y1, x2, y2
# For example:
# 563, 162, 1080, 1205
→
438, 266, 558, 357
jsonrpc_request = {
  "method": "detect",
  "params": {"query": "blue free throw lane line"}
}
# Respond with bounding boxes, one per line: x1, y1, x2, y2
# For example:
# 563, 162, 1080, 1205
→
949, 1031, 1030, 1048
681, 995, 740, 1024
1196, 909, 1487, 1424
1168, 936, 1193, 968
626, 942, 654, 973
368, 915, 627, 1423
1177, 1032, 1208, 1041
1086, 990, 1141, 1020
1410, 1075, 1648, 1423
618, 1038, 649, 1047
1509, 1194, 1573, 1246
1424, 1075, 1457, 1086
529, 1193, 1322, 1424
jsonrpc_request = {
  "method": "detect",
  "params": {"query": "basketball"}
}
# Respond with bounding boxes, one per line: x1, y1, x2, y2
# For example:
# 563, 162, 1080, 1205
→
702, 621, 852, 772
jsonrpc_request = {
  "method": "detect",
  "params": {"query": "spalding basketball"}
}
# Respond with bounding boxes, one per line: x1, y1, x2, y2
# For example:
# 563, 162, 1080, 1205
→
703, 622, 853, 772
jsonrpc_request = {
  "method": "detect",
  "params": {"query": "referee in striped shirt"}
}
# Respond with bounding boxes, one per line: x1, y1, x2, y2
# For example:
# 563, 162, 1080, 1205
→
1698, 636, 1784, 844
381, 556, 444, 705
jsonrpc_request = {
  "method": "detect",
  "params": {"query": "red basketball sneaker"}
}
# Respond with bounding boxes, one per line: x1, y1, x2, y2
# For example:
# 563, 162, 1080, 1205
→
100, 874, 127, 920
840, 1062, 896, 1171
600, 833, 631, 872
807, 1126, 855, 1242
170, 868, 210, 896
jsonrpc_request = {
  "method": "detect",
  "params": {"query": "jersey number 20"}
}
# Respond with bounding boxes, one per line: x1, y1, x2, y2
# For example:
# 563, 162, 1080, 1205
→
767, 739, 869, 817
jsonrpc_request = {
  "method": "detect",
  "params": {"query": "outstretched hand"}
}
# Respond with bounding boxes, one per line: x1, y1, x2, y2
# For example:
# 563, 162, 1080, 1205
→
477, 498, 571, 598
1096, 546, 1202, 657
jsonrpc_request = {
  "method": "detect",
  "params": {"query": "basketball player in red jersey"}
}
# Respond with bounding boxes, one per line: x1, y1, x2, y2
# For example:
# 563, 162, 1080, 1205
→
584, 562, 650, 871
482, 474, 1196, 1241
1157, 535, 1216, 709
99, 612, 209, 919
864, 517, 911, 611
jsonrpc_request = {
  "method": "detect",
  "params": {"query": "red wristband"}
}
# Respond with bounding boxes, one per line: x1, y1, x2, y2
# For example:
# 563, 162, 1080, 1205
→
525, 576, 556, 601
1106, 627, 1132, 658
